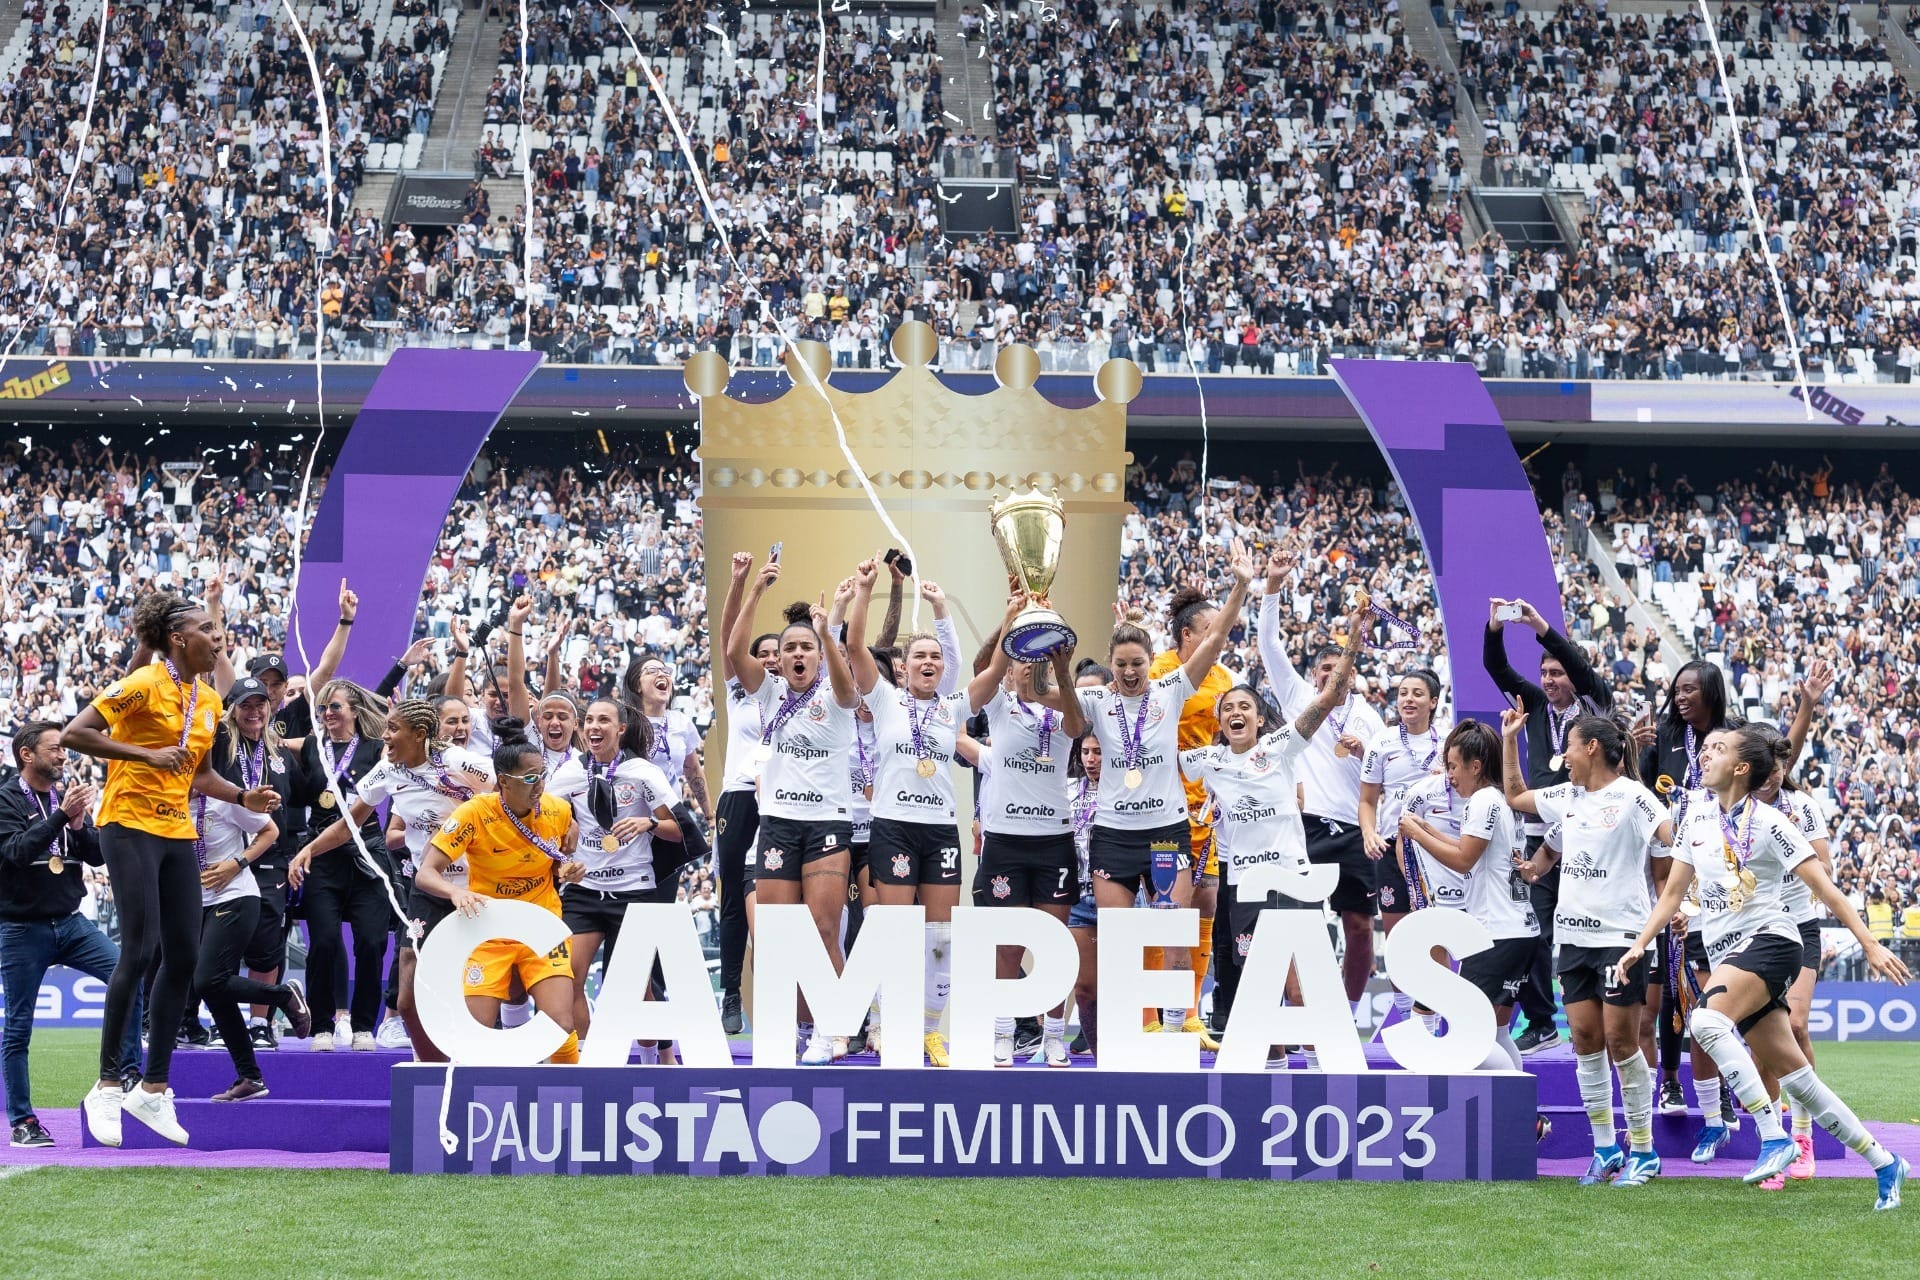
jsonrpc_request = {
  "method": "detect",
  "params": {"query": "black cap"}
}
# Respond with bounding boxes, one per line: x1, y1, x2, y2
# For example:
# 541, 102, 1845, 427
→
247, 654, 289, 679
225, 676, 273, 704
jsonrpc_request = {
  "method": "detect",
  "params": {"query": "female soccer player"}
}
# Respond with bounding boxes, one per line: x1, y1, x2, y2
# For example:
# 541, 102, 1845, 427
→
416, 734, 586, 1063
547, 698, 681, 1046
1615, 725, 1911, 1209
1184, 596, 1365, 1050
713, 551, 782, 1034
845, 557, 973, 1067
1503, 710, 1672, 1188
1399, 720, 1539, 1060
1078, 540, 1253, 1038
190, 788, 310, 1100
436, 696, 475, 748
1360, 668, 1449, 1033
1067, 666, 1111, 1055
64, 590, 280, 1147
1147, 585, 1238, 1047
294, 679, 393, 1051
725, 556, 860, 1067
290, 699, 495, 1062
620, 653, 707, 908
965, 589, 1086, 1066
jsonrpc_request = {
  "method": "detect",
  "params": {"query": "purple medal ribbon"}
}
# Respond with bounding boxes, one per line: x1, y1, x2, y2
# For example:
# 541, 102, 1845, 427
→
163, 657, 199, 752
1017, 697, 1057, 760
853, 722, 873, 791
323, 734, 361, 805
20, 777, 65, 865
1329, 695, 1353, 737
408, 750, 477, 803
1400, 722, 1439, 770
905, 693, 942, 766
192, 792, 209, 871
1683, 723, 1703, 790
1114, 687, 1152, 772
238, 736, 266, 791
1357, 597, 1420, 651
761, 681, 815, 748
650, 715, 672, 765
1720, 797, 1758, 875
1547, 702, 1576, 757
502, 797, 569, 864
1071, 777, 1096, 836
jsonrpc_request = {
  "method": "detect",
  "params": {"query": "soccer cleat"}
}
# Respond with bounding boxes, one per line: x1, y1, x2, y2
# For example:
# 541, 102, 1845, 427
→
924, 1032, 950, 1068
1579, 1146, 1626, 1186
1658, 1079, 1687, 1115
123, 1087, 189, 1146
281, 982, 313, 1040
1743, 1137, 1799, 1185
993, 1035, 1015, 1067
1788, 1132, 1816, 1181
376, 1015, 411, 1049
1182, 1014, 1220, 1052
10, 1117, 53, 1148
721, 992, 744, 1036
1875, 1156, 1908, 1211
351, 1032, 376, 1052
249, 1022, 278, 1052
1691, 1124, 1730, 1163
83, 1081, 125, 1148
1758, 1170, 1787, 1191
798, 1034, 835, 1066
1535, 1114, 1552, 1144
212, 1078, 271, 1103
311, 1031, 336, 1052
1044, 1037, 1071, 1068
1515, 1025, 1562, 1056
1013, 1026, 1043, 1059
1069, 1031, 1091, 1055
1614, 1151, 1662, 1188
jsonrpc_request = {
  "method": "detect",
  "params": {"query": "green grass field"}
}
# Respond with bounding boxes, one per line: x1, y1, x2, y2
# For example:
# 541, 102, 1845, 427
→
12, 1032, 1920, 1280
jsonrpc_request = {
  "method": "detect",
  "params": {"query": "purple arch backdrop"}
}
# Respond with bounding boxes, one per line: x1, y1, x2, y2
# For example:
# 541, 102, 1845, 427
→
1329, 360, 1566, 731
290, 350, 543, 684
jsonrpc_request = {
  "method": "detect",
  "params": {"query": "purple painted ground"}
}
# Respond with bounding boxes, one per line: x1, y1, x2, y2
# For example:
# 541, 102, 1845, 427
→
1, 1109, 385, 1170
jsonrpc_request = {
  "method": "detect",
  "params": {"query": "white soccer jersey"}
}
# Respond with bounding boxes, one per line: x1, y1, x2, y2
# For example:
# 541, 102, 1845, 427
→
982, 692, 1072, 836
1258, 591, 1383, 822
547, 751, 678, 893
1769, 789, 1825, 925
642, 707, 702, 800
1076, 669, 1194, 831
720, 676, 765, 794
1401, 774, 1470, 912
355, 746, 495, 876
1532, 777, 1667, 948
195, 795, 271, 907
865, 687, 969, 824
1181, 725, 1312, 889
1457, 785, 1539, 940
1673, 794, 1815, 964
754, 675, 855, 822
1362, 719, 1448, 836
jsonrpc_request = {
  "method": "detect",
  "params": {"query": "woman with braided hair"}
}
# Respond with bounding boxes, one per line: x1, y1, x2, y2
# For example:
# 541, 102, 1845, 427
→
290, 699, 495, 1062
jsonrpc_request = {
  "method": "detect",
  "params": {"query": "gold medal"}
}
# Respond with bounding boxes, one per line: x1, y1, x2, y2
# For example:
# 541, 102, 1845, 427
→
1548, 754, 1564, 772
600, 834, 620, 852
318, 792, 336, 809
47, 854, 64, 875
1123, 767, 1144, 789
1034, 753, 1052, 764
1738, 868, 1757, 895
1333, 742, 1351, 759
916, 757, 937, 779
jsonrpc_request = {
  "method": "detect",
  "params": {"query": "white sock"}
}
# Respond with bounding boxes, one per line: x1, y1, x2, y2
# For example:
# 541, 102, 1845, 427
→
1576, 1050, 1616, 1149
1691, 1009, 1785, 1141
1163, 1007, 1189, 1027
1391, 991, 1415, 1017
1792, 1105, 1813, 1138
499, 1000, 533, 1030
1780, 1065, 1894, 1169
1478, 1031, 1524, 1072
798, 1020, 814, 1044
994, 1016, 1016, 1038
1042, 1015, 1065, 1042
1302, 1048, 1319, 1070
1696, 1076, 1724, 1127
1419, 1012, 1440, 1035
924, 921, 951, 1035
1616, 1051, 1654, 1154
634, 1043, 659, 1064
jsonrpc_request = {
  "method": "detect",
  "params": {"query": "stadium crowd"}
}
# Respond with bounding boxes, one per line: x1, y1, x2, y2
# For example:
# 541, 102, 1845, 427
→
3, 0, 1918, 379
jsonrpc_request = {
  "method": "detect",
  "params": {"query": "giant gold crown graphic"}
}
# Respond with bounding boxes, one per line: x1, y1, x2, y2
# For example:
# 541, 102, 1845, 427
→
688, 321, 1140, 732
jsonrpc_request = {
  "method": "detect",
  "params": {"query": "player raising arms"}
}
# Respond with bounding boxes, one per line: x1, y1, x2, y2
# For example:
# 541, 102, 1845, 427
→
846, 556, 973, 1067
1076, 540, 1253, 1038
1504, 711, 1673, 1189
414, 731, 586, 1064
712, 551, 782, 1035
1615, 725, 1911, 1210
725, 554, 861, 1067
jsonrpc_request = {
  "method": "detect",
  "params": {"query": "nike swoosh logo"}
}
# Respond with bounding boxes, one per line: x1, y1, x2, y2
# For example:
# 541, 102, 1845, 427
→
215, 909, 236, 919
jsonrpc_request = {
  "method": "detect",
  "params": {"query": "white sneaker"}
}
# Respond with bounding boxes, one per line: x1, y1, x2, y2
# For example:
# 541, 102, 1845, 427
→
84, 1081, 126, 1147
333, 1015, 353, 1045
830, 1036, 850, 1061
312, 1030, 336, 1052
123, 1086, 190, 1146
351, 1032, 376, 1052
799, 1034, 835, 1066
993, 1035, 1015, 1067
375, 1015, 410, 1049
1043, 1037, 1071, 1068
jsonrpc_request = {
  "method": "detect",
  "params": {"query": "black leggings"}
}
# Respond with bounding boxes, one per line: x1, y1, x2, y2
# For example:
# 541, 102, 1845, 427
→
715, 789, 758, 997
100, 825, 202, 1086
304, 866, 395, 1034
1210, 877, 1243, 1024
197, 897, 286, 1082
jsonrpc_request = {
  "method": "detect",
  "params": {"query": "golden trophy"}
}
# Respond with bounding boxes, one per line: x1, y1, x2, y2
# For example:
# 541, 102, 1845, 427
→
990, 487, 1076, 662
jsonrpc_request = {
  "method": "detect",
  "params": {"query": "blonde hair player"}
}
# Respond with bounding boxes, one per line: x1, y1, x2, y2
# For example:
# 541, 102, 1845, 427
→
1615, 725, 1911, 1210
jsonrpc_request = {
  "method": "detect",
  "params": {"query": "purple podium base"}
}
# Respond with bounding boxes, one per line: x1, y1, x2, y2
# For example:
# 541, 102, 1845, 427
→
393, 1063, 1539, 1180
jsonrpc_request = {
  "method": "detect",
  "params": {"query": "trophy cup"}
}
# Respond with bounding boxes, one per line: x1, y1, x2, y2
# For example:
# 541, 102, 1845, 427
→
989, 487, 1077, 662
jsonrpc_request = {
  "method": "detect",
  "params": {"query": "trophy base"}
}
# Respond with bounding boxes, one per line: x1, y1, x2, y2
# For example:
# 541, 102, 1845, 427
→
1002, 609, 1077, 663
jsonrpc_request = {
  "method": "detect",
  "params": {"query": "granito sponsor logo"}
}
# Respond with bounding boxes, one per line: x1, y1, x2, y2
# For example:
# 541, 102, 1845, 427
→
894, 789, 945, 807
154, 801, 190, 820
774, 788, 826, 805
1115, 796, 1166, 813
1557, 913, 1604, 930
1003, 802, 1061, 819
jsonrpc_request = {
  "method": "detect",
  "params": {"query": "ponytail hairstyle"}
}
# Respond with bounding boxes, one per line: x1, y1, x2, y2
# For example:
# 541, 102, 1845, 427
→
1397, 668, 1442, 701
1211, 682, 1278, 744
1752, 722, 1799, 792
781, 600, 814, 630
586, 696, 656, 760
488, 716, 539, 775
1571, 714, 1636, 779
318, 678, 388, 741
1109, 606, 1152, 656
388, 698, 447, 755
1166, 585, 1215, 651
867, 646, 899, 687
1723, 724, 1780, 801
1074, 659, 1114, 686
1443, 719, 1501, 790
132, 589, 201, 654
